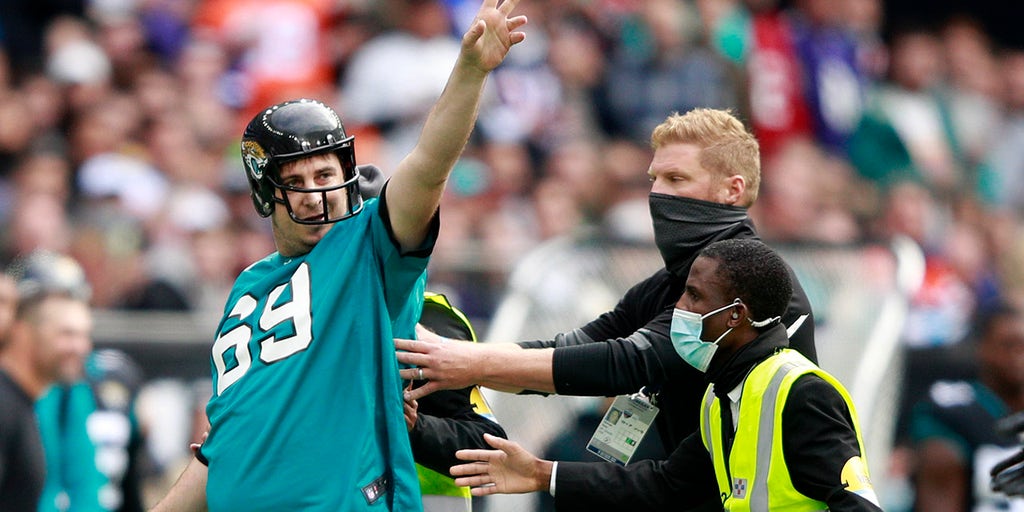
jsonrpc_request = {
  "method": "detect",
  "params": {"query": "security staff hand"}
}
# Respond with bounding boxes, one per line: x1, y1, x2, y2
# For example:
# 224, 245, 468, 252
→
403, 391, 419, 433
451, 434, 553, 496
396, 335, 483, 400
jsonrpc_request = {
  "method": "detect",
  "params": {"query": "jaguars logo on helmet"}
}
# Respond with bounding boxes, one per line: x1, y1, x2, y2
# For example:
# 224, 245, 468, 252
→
240, 99, 363, 224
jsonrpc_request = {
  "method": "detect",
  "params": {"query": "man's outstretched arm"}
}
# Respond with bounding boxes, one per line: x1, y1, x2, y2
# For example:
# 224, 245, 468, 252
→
397, 336, 554, 400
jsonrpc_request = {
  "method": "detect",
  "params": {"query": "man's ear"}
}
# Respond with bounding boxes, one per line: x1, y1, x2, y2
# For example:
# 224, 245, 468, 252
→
728, 303, 747, 326
720, 174, 746, 206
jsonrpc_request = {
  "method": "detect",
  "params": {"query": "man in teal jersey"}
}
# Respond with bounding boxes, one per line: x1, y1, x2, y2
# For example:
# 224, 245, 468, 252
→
36, 348, 146, 512
1, 250, 95, 510
151, 1, 526, 510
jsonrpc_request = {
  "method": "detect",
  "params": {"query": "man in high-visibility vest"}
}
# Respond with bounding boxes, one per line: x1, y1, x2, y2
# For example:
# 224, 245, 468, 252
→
406, 292, 506, 512
446, 239, 882, 511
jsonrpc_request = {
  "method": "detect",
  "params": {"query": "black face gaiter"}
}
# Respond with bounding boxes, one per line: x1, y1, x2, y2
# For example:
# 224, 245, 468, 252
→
649, 192, 749, 278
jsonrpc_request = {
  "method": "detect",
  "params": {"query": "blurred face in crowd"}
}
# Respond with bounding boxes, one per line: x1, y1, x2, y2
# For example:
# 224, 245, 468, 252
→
271, 152, 350, 257
979, 312, 1024, 394
22, 296, 93, 384
648, 143, 735, 204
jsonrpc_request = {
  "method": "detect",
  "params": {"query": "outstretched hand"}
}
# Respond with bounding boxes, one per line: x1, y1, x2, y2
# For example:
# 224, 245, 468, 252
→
461, 0, 528, 73
395, 331, 482, 401
451, 433, 552, 496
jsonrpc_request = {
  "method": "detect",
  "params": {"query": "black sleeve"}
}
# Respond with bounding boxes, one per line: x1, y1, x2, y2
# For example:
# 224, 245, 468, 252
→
376, 180, 440, 258
519, 272, 671, 350
518, 328, 595, 350
408, 386, 507, 477
551, 308, 688, 397
783, 375, 883, 512
554, 432, 720, 511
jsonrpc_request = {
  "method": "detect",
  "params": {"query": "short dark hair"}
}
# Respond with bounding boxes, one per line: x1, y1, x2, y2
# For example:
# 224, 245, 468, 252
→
699, 239, 792, 325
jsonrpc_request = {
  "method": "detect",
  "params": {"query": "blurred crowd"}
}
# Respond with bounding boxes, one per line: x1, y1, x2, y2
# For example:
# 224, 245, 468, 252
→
0, 0, 1021, 326
0, 0, 1016, 322
4, 0, 1024, 507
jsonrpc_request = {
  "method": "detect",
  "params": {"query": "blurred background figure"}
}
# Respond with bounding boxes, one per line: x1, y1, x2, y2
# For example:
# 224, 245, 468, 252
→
0, 250, 94, 510
908, 302, 1024, 511
3, 250, 148, 512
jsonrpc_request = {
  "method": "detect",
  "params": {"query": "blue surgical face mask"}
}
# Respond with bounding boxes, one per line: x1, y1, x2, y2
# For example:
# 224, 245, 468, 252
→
671, 299, 741, 372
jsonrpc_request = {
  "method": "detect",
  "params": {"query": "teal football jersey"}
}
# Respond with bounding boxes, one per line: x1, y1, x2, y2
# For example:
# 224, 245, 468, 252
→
203, 199, 427, 511
36, 383, 109, 512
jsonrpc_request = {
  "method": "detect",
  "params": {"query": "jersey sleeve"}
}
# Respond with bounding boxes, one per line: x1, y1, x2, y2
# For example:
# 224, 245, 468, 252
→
369, 189, 439, 327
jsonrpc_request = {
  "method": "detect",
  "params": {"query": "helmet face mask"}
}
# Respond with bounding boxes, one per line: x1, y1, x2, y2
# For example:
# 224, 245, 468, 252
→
241, 99, 364, 224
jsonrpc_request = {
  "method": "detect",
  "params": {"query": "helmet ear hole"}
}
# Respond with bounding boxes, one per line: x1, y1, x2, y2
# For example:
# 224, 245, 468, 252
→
731, 311, 739, 319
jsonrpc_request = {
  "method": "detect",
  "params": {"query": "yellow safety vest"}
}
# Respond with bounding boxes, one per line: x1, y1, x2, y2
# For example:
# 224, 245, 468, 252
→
699, 349, 870, 511
416, 293, 499, 510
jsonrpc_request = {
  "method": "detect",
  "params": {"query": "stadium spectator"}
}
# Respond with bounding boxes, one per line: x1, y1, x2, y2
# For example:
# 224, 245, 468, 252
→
909, 302, 1024, 511
0, 251, 94, 509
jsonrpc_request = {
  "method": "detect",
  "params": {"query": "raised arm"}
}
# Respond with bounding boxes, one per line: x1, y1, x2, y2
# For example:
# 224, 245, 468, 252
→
385, 0, 527, 251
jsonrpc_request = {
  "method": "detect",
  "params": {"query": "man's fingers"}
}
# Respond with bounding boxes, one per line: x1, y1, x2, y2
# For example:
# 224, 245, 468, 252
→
415, 323, 438, 341
507, 15, 527, 31
453, 474, 494, 488
455, 448, 500, 462
451, 461, 492, 476
498, 0, 521, 15
396, 354, 429, 371
470, 484, 498, 497
483, 432, 516, 452
463, 19, 486, 46
393, 366, 421, 382
404, 382, 436, 401
395, 338, 430, 352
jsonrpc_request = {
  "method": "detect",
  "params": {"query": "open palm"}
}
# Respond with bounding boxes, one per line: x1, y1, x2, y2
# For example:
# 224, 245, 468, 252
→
462, 0, 528, 72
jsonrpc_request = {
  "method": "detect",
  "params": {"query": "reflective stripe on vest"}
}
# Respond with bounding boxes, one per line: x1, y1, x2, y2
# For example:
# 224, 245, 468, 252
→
416, 464, 472, 499
700, 349, 863, 511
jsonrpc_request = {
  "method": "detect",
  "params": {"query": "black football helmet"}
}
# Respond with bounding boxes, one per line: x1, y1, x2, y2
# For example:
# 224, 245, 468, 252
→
241, 99, 363, 224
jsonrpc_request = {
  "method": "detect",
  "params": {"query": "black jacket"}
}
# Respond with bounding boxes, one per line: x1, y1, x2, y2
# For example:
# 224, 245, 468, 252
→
520, 219, 816, 454
408, 385, 507, 476
552, 324, 881, 512
0, 370, 46, 511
